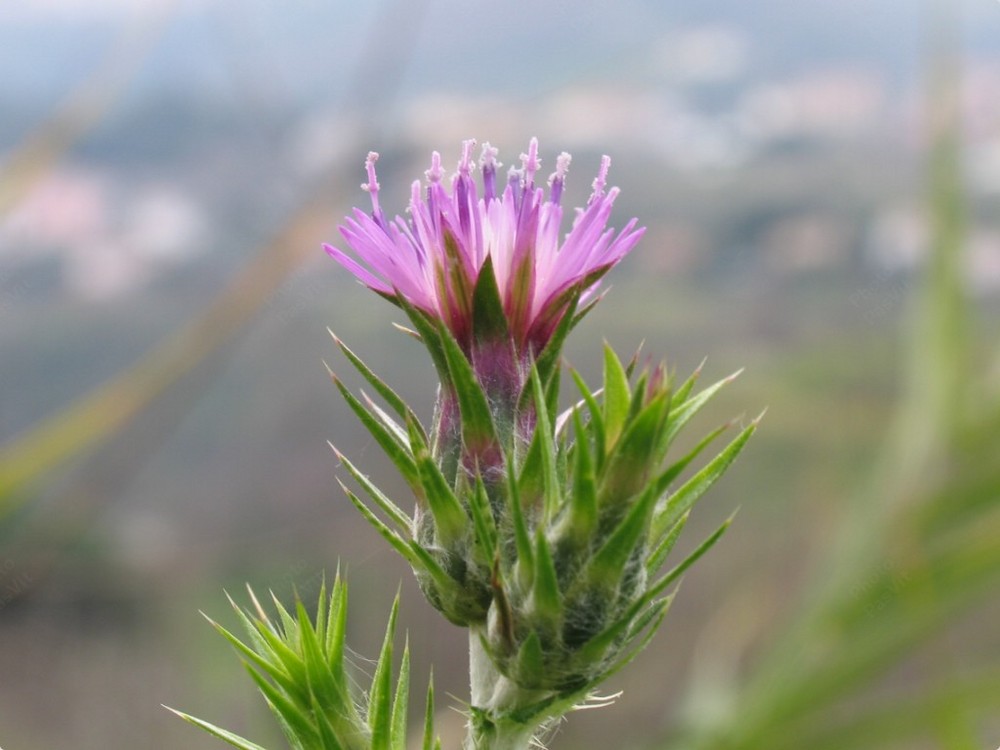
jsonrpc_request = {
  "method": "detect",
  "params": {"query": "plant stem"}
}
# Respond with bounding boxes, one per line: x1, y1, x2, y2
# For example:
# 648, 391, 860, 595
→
465, 628, 549, 750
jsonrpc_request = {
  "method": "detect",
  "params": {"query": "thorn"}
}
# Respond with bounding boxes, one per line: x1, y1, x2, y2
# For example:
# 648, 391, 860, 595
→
723, 367, 745, 384
752, 407, 768, 425
246, 584, 270, 624
392, 321, 421, 339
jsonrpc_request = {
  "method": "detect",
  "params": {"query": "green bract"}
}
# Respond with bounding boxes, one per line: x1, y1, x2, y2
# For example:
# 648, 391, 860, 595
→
330, 292, 759, 704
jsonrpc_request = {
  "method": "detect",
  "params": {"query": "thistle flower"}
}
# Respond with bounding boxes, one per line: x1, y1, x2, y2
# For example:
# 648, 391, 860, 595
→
326, 140, 757, 747
326, 141, 643, 481
324, 138, 643, 360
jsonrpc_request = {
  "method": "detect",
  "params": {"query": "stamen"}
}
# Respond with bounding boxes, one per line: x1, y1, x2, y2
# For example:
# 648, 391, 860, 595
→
548, 151, 572, 204
520, 137, 540, 187
425, 151, 444, 183
361, 151, 380, 212
590, 155, 611, 200
507, 164, 524, 204
458, 139, 476, 175
480, 142, 501, 202
479, 142, 500, 171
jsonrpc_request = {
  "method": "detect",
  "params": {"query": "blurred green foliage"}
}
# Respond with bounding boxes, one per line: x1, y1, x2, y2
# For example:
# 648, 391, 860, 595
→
655, 16, 1000, 750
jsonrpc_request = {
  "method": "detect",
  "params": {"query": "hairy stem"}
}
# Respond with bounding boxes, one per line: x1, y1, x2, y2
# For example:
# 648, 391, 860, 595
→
466, 628, 551, 750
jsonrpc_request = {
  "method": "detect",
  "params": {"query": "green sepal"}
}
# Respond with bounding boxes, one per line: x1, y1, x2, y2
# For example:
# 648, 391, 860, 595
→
663, 368, 743, 448
650, 422, 731, 499
587, 484, 658, 590
599, 391, 669, 507
571, 369, 606, 471
652, 416, 759, 540
515, 630, 546, 687
566, 409, 598, 543
470, 255, 511, 343
332, 445, 411, 533
506, 461, 535, 591
645, 510, 690, 575
533, 287, 582, 388
329, 331, 420, 432
595, 589, 678, 683
394, 290, 450, 385
338, 479, 452, 592
647, 512, 736, 602
436, 319, 499, 452
519, 366, 560, 521
332, 374, 420, 490
671, 357, 705, 404
412, 426, 468, 547
468, 474, 498, 564
532, 529, 562, 623
602, 344, 631, 450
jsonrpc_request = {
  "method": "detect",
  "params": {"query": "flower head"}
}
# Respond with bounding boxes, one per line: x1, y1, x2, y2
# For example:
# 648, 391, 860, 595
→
324, 138, 644, 357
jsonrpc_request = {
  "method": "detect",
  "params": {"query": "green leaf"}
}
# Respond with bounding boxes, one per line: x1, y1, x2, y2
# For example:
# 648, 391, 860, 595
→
312, 703, 347, 750
243, 663, 321, 746
422, 673, 437, 750
369, 595, 399, 750
204, 614, 303, 704
296, 598, 343, 717
603, 344, 631, 450
165, 707, 271, 750
652, 416, 759, 541
390, 639, 410, 750
326, 575, 348, 675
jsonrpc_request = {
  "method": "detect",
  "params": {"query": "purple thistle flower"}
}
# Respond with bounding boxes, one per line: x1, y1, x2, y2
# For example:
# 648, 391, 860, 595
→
324, 138, 645, 357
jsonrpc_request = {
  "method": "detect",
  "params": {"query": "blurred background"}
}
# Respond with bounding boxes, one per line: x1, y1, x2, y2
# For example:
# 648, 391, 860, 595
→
1, 1, 999, 748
